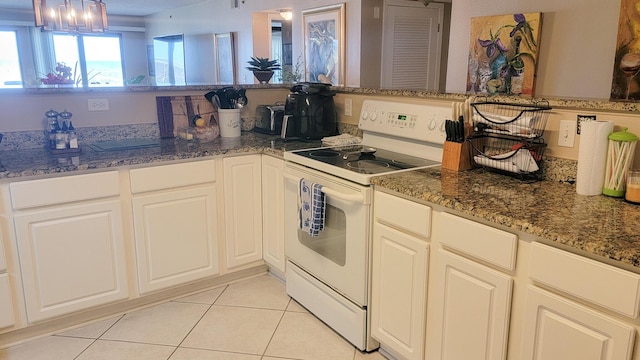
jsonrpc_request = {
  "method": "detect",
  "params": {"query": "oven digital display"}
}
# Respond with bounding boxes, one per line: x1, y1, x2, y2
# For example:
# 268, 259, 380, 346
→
397, 114, 407, 121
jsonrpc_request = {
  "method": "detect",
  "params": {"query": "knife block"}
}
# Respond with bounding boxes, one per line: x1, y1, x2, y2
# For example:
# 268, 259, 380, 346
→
441, 140, 473, 171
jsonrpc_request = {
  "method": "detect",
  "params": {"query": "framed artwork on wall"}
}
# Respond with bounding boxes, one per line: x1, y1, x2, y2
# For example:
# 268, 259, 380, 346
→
302, 3, 345, 86
611, 0, 640, 101
466, 13, 543, 97
214, 32, 236, 85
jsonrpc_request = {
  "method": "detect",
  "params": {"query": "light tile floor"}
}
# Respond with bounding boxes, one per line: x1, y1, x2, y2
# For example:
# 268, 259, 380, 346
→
0, 274, 388, 360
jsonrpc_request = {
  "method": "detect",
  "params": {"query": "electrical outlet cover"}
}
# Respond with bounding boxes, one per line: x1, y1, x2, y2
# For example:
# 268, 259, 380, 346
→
558, 119, 576, 147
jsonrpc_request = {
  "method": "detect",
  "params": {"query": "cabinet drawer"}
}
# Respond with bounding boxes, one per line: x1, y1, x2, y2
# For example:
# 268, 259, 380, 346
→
530, 242, 640, 318
439, 212, 517, 271
130, 159, 216, 194
374, 191, 431, 238
10, 171, 120, 210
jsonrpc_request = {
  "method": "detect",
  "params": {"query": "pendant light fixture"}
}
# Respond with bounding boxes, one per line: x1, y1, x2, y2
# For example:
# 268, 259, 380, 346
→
33, 0, 108, 33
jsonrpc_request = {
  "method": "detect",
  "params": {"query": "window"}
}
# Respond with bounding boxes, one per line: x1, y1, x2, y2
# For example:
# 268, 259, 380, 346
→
52, 33, 124, 87
0, 31, 23, 88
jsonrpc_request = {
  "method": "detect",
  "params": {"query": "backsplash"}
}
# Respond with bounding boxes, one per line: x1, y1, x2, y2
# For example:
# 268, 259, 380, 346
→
0, 124, 160, 151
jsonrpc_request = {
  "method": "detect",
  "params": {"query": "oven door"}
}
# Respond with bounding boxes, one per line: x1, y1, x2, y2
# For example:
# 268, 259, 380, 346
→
284, 163, 372, 306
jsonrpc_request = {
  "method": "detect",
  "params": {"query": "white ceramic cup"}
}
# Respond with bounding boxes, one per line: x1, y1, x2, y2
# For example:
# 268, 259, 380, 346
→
218, 109, 241, 138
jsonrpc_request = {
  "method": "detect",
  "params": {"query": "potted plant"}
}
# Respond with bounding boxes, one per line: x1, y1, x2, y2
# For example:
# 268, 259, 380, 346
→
246, 57, 281, 83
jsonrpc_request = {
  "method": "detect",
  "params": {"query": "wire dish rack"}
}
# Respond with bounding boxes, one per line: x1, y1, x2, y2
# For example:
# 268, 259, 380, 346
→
468, 99, 551, 180
471, 100, 551, 138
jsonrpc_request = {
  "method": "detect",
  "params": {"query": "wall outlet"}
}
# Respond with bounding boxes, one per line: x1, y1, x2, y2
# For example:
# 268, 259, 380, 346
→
558, 119, 576, 147
88, 98, 109, 111
344, 98, 353, 116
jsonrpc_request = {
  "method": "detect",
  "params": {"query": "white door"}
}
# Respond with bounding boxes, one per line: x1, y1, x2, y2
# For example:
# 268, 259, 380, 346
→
132, 185, 219, 294
223, 155, 263, 269
0, 273, 14, 329
381, 1, 444, 90
284, 163, 371, 306
427, 248, 512, 360
521, 286, 635, 360
371, 223, 428, 360
261, 155, 286, 274
14, 200, 128, 322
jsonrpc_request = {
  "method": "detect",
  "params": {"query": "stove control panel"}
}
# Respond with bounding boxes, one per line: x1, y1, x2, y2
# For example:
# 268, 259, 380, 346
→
358, 100, 450, 144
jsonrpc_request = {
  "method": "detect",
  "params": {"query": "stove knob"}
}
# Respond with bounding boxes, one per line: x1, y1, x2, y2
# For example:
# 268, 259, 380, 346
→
428, 119, 437, 130
361, 110, 369, 120
440, 120, 446, 132
370, 111, 378, 121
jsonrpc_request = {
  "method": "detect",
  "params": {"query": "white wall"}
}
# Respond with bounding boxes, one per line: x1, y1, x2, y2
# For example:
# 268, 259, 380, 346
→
445, 0, 620, 99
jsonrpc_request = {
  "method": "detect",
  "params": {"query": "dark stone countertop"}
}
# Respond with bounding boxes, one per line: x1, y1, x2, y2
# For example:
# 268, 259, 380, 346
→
0, 132, 319, 180
371, 167, 640, 272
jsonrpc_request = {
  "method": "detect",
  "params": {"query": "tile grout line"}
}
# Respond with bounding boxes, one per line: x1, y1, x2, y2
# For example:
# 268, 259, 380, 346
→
165, 284, 230, 359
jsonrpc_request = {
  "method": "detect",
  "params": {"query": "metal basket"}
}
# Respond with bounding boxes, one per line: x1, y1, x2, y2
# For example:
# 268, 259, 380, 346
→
469, 136, 547, 179
471, 100, 551, 139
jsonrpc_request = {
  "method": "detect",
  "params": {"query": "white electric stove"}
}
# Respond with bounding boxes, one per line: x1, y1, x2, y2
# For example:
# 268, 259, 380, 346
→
284, 99, 450, 184
283, 99, 451, 352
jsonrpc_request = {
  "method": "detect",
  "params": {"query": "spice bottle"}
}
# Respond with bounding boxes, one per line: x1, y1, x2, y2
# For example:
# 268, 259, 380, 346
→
45, 109, 59, 149
68, 121, 78, 149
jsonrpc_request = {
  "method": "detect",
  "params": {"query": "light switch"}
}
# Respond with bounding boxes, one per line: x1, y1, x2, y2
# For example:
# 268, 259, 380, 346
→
344, 98, 353, 116
558, 119, 576, 147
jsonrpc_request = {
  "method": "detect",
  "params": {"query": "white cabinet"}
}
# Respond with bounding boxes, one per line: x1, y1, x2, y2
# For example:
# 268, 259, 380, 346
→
0, 227, 14, 329
521, 286, 634, 360
14, 198, 128, 323
0, 273, 14, 328
520, 242, 637, 360
427, 248, 512, 360
371, 191, 430, 360
223, 155, 263, 269
261, 155, 285, 274
371, 223, 428, 360
130, 160, 219, 294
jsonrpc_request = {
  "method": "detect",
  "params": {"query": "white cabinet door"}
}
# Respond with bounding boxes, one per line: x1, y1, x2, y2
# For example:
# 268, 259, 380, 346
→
0, 273, 14, 329
223, 155, 263, 269
132, 185, 219, 294
371, 223, 428, 360
261, 155, 285, 274
427, 249, 512, 360
14, 200, 128, 323
521, 286, 635, 360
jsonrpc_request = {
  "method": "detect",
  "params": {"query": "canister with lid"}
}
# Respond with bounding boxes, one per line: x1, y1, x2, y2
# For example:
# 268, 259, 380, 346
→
603, 128, 638, 197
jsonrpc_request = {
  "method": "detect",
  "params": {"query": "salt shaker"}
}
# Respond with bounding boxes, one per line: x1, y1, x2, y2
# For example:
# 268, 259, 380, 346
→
603, 128, 638, 197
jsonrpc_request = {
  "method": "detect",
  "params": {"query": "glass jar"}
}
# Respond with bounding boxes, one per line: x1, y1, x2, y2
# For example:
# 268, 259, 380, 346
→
626, 170, 640, 203
603, 128, 638, 197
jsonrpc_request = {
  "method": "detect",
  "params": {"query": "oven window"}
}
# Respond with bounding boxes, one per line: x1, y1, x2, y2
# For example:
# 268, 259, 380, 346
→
297, 204, 346, 266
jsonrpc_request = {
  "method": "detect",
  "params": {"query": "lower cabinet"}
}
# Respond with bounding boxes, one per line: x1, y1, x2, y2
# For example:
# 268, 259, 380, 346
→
14, 200, 129, 322
520, 286, 635, 360
0, 273, 14, 329
426, 248, 513, 360
132, 185, 219, 294
223, 155, 263, 269
371, 222, 429, 360
261, 155, 286, 274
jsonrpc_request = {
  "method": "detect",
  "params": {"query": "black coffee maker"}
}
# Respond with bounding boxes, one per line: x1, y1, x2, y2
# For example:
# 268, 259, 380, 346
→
281, 82, 338, 141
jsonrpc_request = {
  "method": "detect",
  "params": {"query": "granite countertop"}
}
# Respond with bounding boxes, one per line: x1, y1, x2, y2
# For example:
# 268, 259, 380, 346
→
0, 132, 320, 179
5, 131, 640, 273
371, 167, 640, 271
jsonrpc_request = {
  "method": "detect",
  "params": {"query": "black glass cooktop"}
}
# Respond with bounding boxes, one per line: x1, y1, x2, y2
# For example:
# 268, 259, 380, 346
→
291, 145, 440, 175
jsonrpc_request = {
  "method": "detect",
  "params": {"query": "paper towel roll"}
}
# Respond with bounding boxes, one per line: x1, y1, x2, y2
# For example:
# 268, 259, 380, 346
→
576, 121, 614, 195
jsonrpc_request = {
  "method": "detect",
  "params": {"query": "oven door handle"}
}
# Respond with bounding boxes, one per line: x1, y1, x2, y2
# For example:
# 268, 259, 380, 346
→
283, 173, 365, 204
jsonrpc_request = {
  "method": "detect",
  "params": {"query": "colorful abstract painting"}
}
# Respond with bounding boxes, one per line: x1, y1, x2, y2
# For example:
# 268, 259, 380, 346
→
466, 13, 543, 97
611, 0, 640, 101
302, 4, 345, 86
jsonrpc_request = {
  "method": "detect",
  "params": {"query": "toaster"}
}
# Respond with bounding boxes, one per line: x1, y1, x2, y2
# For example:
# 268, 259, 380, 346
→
254, 104, 285, 135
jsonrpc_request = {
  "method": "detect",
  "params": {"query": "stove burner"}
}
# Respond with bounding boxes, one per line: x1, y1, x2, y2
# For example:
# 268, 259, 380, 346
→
346, 160, 391, 174
392, 157, 430, 167
309, 150, 341, 158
